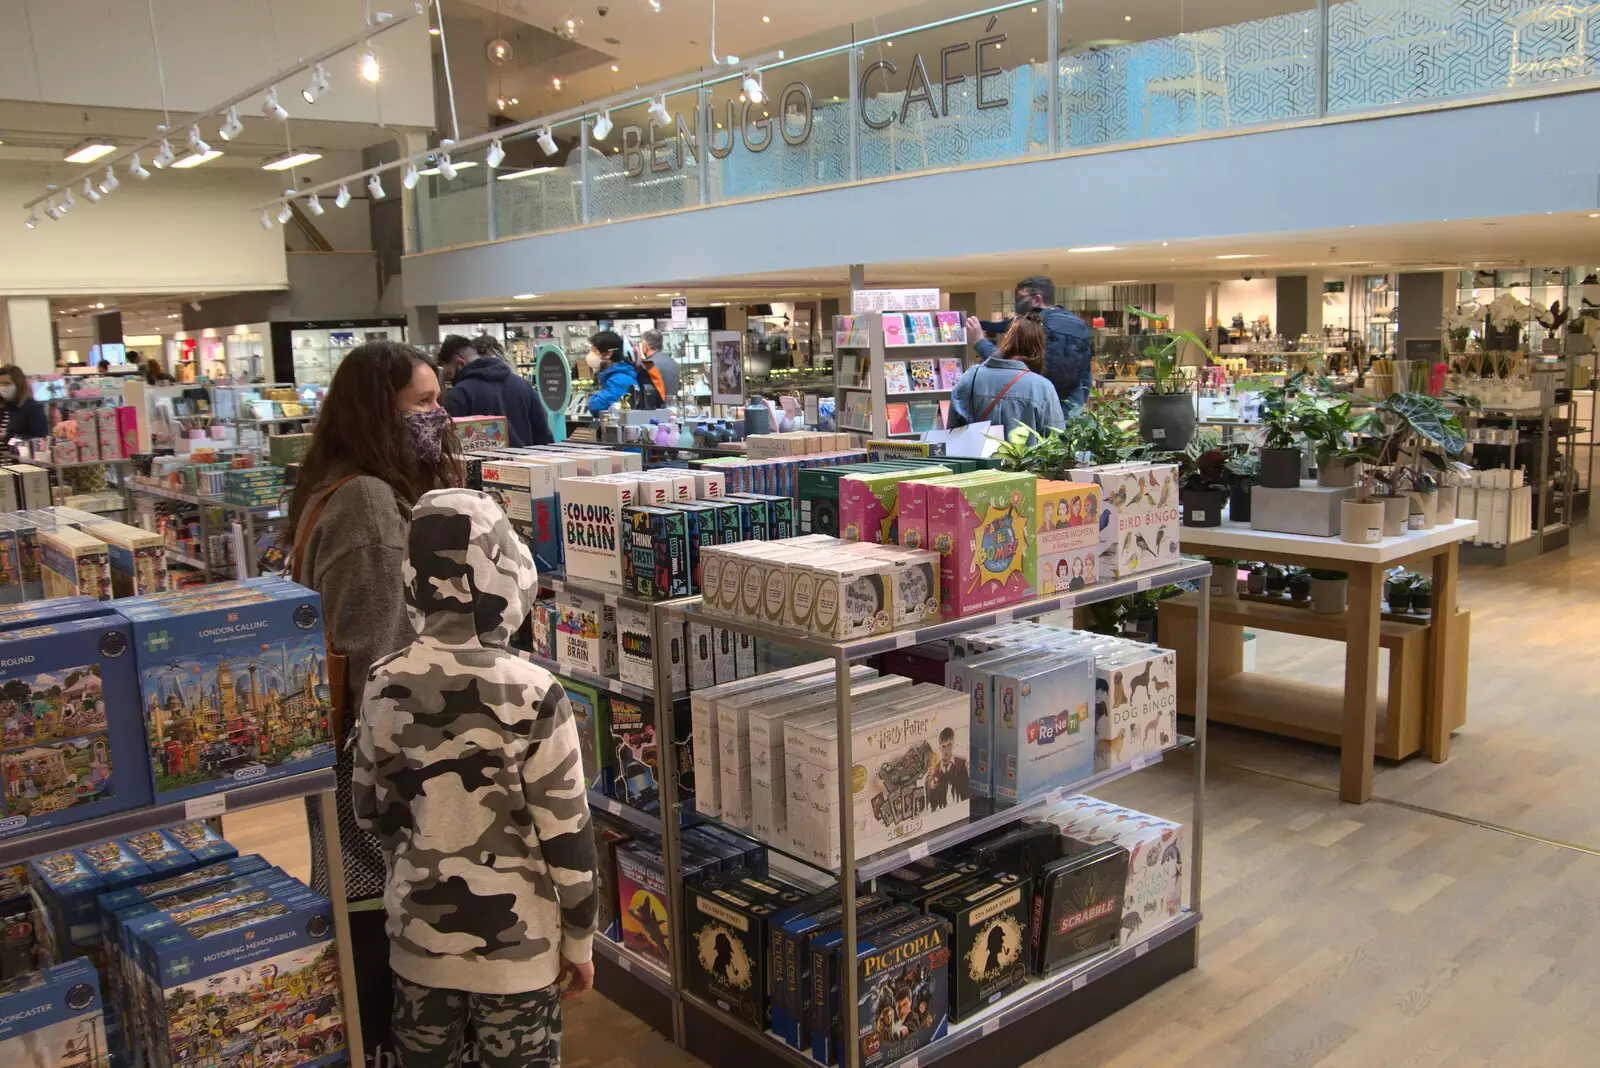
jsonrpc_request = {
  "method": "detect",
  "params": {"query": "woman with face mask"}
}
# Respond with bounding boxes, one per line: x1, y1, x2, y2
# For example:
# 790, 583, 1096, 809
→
584, 329, 639, 417
283, 340, 463, 1049
0, 367, 50, 443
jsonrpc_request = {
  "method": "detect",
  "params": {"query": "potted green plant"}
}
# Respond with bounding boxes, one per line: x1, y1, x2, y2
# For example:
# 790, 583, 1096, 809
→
1129, 306, 1209, 451
1224, 452, 1258, 522
1299, 397, 1361, 488
1286, 566, 1311, 602
1246, 563, 1268, 595
1356, 392, 1469, 533
1256, 376, 1306, 488
1411, 576, 1434, 614
1337, 442, 1388, 544
1180, 448, 1229, 528
1387, 571, 1416, 613
1264, 563, 1289, 595
1307, 568, 1348, 614
1206, 557, 1239, 599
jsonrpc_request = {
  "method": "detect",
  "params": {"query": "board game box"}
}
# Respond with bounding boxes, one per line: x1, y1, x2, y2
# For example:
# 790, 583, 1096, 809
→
926, 473, 1038, 618
558, 477, 637, 585
623, 506, 691, 601
592, 820, 632, 941
1068, 463, 1180, 577
616, 606, 687, 694
615, 842, 680, 970
562, 677, 608, 790
0, 958, 108, 1068
992, 653, 1095, 802
1094, 644, 1178, 769
1044, 798, 1186, 945
928, 871, 1030, 1020
839, 468, 950, 545
0, 613, 151, 839
1035, 480, 1101, 594
1030, 838, 1127, 974
846, 913, 950, 1068
116, 582, 338, 804
683, 870, 807, 1029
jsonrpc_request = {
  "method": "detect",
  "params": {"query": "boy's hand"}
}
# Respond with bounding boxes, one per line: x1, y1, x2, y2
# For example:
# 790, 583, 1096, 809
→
559, 958, 594, 999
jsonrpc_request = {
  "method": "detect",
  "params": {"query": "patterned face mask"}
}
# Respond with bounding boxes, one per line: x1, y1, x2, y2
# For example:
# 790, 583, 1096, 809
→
402, 407, 452, 463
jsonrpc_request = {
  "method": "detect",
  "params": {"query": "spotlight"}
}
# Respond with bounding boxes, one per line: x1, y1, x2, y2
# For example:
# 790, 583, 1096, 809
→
742, 69, 764, 103
592, 110, 613, 140
61, 186, 75, 212
277, 201, 293, 225
259, 208, 274, 230
486, 139, 505, 168
647, 0, 662, 10
334, 183, 351, 208
302, 62, 330, 104
24, 209, 39, 229
45, 200, 61, 220
152, 139, 176, 168
368, 173, 385, 200
487, 38, 513, 64
401, 162, 420, 189
262, 86, 289, 120
555, 14, 581, 39
536, 126, 557, 155
306, 194, 324, 216
100, 166, 119, 194
219, 106, 244, 141
128, 154, 150, 179
359, 47, 380, 83
648, 95, 670, 125
437, 154, 457, 181
82, 178, 100, 204
187, 125, 210, 156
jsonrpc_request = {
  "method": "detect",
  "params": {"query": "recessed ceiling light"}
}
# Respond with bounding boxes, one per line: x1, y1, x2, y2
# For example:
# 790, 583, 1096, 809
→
171, 150, 223, 169
65, 139, 117, 164
514, 293, 537, 300
498, 166, 557, 181
1589, 213, 1599, 218
428, 26, 440, 35
1124, 15, 1132, 21
611, 64, 619, 72
1068, 245, 1117, 253
762, 15, 771, 22
1216, 254, 1256, 260
262, 150, 322, 171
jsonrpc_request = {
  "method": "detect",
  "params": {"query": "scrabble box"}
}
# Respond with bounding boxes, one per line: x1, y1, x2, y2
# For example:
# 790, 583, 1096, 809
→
1030, 838, 1128, 974
0, 612, 151, 839
926, 473, 1037, 618
116, 581, 338, 803
558, 477, 637, 586
1044, 798, 1186, 945
928, 871, 1031, 1021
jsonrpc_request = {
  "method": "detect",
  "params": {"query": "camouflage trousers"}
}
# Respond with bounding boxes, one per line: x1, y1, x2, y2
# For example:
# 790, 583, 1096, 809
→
393, 974, 562, 1068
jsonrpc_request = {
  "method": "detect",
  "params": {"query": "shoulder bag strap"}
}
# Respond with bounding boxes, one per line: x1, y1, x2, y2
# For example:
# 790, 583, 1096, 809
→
289, 475, 359, 586
980, 371, 1032, 422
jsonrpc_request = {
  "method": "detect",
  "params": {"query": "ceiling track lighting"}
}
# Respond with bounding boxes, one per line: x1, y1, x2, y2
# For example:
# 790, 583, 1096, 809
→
401, 162, 420, 190
61, 187, 75, 212
82, 178, 101, 204
187, 125, 210, 156
45, 201, 61, 221
100, 166, 119, 194
368, 173, 385, 200
436, 154, 457, 181
302, 62, 330, 104
276, 201, 293, 225
152, 139, 176, 169
359, 45, 380, 83
259, 208, 274, 230
263, 87, 289, 120
742, 68, 765, 103
306, 194, 324, 216
24, 209, 39, 230
647, 95, 671, 125
219, 106, 243, 141
592, 110, 613, 140
128, 154, 150, 179
486, 139, 505, 168
536, 126, 557, 156
334, 184, 351, 208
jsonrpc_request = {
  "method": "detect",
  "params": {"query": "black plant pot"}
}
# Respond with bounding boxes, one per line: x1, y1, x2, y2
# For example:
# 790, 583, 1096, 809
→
1413, 591, 1433, 614
1288, 576, 1311, 601
1258, 448, 1303, 489
1266, 572, 1288, 594
1228, 483, 1253, 522
1181, 487, 1226, 527
1139, 392, 1197, 451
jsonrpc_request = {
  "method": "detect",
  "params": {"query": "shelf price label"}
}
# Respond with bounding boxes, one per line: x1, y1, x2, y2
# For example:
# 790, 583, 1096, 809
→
1070, 973, 1087, 993
184, 794, 227, 820
617, 955, 632, 972
908, 843, 930, 862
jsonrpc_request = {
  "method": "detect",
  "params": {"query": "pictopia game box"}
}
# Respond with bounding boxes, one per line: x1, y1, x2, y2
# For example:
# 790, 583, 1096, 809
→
116, 582, 337, 804
0, 958, 108, 1068
807, 902, 922, 1064
926, 473, 1037, 618
1030, 838, 1127, 975
839, 912, 950, 1068
683, 870, 807, 1029
0, 612, 150, 840
136, 890, 346, 1068
928, 871, 1030, 1020
622, 506, 691, 601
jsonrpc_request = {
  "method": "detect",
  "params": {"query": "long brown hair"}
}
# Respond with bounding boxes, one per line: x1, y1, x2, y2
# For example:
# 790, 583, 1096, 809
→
286, 341, 463, 542
1000, 312, 1047, 375
0, 367, 33, 406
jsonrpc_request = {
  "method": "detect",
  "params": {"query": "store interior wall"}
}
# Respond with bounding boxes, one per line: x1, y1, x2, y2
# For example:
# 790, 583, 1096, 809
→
0, 0, 435, 128
1215, 278, 1278, 330
0, 298, 56, 375
1396, 271, 1448, 354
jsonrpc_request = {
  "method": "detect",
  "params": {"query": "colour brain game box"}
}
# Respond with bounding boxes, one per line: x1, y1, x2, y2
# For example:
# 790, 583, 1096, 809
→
119, 584, 337, 804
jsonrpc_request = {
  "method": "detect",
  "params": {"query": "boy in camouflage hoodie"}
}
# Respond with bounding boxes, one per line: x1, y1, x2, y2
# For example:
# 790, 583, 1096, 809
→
353, 488, 597, 1068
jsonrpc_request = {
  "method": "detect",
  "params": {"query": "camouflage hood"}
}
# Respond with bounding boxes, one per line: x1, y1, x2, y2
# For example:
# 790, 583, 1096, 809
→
404, 488, 537, 648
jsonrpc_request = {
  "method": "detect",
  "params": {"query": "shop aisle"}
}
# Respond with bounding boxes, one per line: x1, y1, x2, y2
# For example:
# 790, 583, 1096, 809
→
224, 519, 1600, 1068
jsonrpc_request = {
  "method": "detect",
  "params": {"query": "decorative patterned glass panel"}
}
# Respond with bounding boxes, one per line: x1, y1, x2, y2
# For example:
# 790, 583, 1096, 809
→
584, 88, 702, 224
493, 120, 586, 240
706, 50, 853, 204
413, 145, 491, 252
1329, 0, 1600, 111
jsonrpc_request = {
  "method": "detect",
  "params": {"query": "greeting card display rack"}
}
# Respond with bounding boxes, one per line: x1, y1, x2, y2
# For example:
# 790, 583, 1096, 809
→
834, 312, 968, 439
572, 556, 1215, 1068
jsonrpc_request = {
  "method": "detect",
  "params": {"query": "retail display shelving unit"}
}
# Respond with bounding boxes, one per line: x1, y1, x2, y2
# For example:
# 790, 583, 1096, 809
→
0, 768, 366, 1068
648, 558, 1211, 1068
124, 478, 286, 579
834, 311, 965, 438
1457, 400, 1577, 565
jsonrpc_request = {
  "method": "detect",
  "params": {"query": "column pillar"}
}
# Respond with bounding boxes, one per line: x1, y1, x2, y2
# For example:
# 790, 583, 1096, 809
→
407, 304, 441, 348
1396, 272, 1447, 358
1276, 275, 1310, 340
0, 299, 57, 376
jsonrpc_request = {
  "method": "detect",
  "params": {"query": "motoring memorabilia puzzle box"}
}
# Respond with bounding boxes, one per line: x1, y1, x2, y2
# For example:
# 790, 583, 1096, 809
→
1094, 644, 1178, 769
0, 958, 108, 1068
0, 613, 150, 840
928, 870, 1031, 1021
831, 912, 950, 1068
558, 477, 637, 586
1035, 480, 1101, 594
1044, 798, 1185, 945
39, 527, 113, 601
1068, 463, 1180, 577
1030, 838, 1128, 975
622, 506, 691, 601
164, 819, 238, 866
116, 831, 193, 878
138, 890, 346, 1068
926, 473, 1037, 618
29, 850, 106, 954
683, 869, 808, 1028
992, 653, 1095, 802
115, 581, 337, 804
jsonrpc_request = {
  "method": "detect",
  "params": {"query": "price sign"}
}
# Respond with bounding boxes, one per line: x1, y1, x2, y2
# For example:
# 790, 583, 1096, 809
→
851, 288, 941, 313
670, 296, 689, 324
185, 794, 227, 820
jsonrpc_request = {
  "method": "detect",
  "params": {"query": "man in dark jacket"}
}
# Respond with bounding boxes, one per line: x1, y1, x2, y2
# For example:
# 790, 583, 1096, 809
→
967, 275, 1093, 417
443, 336, 555, 447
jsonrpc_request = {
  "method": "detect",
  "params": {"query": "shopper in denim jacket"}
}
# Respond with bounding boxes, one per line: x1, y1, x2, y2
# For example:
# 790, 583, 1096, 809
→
947, 312, 1065, 437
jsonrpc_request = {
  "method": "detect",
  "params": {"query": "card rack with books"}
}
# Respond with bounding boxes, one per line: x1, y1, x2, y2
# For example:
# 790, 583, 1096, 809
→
833, 308, 968, 439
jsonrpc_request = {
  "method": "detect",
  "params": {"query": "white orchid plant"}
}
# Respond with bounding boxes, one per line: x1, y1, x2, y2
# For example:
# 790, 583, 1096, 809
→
1485, 291, 1552, 330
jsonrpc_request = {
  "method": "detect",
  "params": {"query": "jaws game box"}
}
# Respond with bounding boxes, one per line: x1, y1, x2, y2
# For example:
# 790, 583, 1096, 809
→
0, 611, 151, 840
116, 580, 338, 804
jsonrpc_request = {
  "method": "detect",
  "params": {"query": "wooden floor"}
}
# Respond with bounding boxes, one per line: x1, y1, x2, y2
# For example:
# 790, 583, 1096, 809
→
225, 517, 1600, 1068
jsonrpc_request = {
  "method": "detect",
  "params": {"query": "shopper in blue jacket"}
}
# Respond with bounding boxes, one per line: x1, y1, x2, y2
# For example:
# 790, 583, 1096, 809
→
947, 312, 1065, 437
585, 330, 639, 417
967, 275, 1093, 417
443, 335, 555, 446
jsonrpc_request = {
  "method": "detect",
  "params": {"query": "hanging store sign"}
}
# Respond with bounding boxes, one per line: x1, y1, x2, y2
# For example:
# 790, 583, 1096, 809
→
851, 288, 942, 313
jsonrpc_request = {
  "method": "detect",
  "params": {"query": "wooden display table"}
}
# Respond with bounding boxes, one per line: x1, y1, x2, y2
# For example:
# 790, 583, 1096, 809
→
1170, 518, 1478, 802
